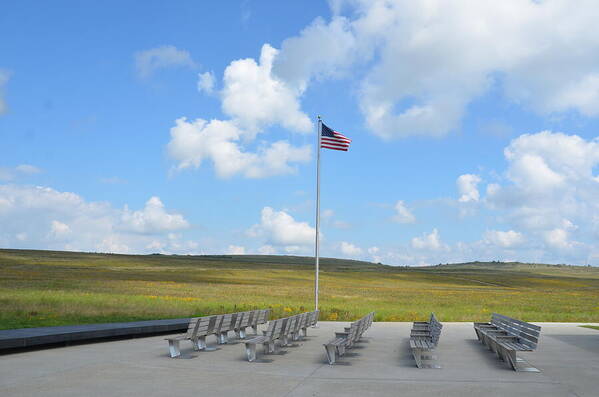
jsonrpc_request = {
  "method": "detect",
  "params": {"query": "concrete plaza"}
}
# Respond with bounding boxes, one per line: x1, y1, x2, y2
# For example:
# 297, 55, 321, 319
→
1, 322, 597, 396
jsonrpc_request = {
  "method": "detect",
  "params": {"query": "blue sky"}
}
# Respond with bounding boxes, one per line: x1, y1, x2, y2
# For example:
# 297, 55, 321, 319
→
1, 0, 599, 265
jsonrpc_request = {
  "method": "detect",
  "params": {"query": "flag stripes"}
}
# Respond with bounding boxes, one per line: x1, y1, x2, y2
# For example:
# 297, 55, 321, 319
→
320, 122, 351, 151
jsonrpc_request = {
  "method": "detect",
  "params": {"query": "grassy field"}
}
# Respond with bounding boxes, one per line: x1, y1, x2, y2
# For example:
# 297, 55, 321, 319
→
581, 325, 599, 331
1, 249, 598, 330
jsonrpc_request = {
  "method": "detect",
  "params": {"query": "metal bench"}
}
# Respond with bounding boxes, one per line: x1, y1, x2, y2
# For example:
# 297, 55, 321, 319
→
243, 310, 318, 362
165, 310, 267, 358
165, 317, 200, 358
291, 312, 308, 341
248, 309, 270, 335
214, 313, 235, 344
280, 314, 298, 346
409, 313, 443, 368
244, 317, 287, 361
233, 311, 252, 339
342, 311, 373, 347
217, 311, 258, 344
165, 315, 218, 358
474, 313, 542, 372
306, 310, 319, 332
323, 312, 374, 364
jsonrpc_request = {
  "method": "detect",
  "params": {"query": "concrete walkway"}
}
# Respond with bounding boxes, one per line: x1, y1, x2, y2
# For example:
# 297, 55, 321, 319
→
0, 322, 597, 397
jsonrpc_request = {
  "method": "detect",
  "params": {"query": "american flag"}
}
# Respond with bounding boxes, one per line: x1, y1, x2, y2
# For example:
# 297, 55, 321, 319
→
321, 122, 351, 151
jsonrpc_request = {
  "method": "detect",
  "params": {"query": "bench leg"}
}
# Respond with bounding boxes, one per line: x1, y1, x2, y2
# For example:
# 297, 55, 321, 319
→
196, 336, 207, 350
301, 327, 307, 338
238, 327, 246, 339
414, 348, 441, 369
338, 344, 346, 356
486, 336, 496, 353
270, 341, 280, 353
262, 341, 268, 354
499, 347, 520, 371
474, 328, 482, 342
218, 332, 228, 344
245, 343, 256, 362
168, 340, 181, 358
324, 345, 337, 365
508, 350, 540, 372
481, 333, 490, 348
412, 348, 423, 368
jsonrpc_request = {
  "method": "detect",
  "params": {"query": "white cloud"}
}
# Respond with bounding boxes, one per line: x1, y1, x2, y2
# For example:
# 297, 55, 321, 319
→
487, 132, 599, 227
227, 245, 246, 254
0, 69, 9, 115
481, 131, 599, 261
258, 245, 276, 255
221, 44, 312, 133
49, 220, 71, 240
483, 230, 524, 248
457, 174, 482, 202
504, 131, 599, 187
392, 200, 415, 223
168, 44, 317, 180
0, 169, 12, 182
167, 117, 311, 178
0, 164, 42, 182
367, 246, 379, 255
197, 71, 215, 94
247, 207, 315, 250
543, 228, 574, 250
266, 1, 599, 138
15, 164, 41, 175
332, 220, 351, 229
411, 228, 447, 251
322, 208, 351, 229
120, 196, 189, 234
368, 246, 381, 263
135, 45, 196, 78
340, 241, 362, 257
0, 184, 195, 254
322, 209, 334, 219
273, 16, 356, 92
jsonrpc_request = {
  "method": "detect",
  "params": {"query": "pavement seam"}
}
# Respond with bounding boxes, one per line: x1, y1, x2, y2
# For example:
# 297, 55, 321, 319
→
282, 361, 327, 397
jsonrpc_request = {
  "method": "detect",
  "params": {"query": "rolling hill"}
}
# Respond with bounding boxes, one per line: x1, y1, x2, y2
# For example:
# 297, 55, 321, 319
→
1, 249, 597, 329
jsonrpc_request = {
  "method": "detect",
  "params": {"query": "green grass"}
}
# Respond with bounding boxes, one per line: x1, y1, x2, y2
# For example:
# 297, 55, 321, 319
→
1, 249, 598, 329
581, 325, 599, 331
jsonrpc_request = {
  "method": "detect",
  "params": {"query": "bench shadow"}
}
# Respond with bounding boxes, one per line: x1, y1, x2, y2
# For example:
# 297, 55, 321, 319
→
464, 339, 515, 370
317, 357, 353, 366
330, 361, 353, 366
397, 337, 418, 368
177, 354, 199, 359
234, 354, 276, 363
251, 358, 275, 363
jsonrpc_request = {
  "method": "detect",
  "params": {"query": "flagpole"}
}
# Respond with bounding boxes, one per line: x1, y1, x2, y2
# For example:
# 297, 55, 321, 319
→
315, 115, 322, 314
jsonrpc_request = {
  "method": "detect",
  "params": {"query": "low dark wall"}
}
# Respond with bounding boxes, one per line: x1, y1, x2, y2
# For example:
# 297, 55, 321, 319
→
0, 318, 190, 351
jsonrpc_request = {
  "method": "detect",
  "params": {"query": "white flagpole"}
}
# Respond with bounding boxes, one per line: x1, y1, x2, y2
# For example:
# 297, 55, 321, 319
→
315, 115, 322, 312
